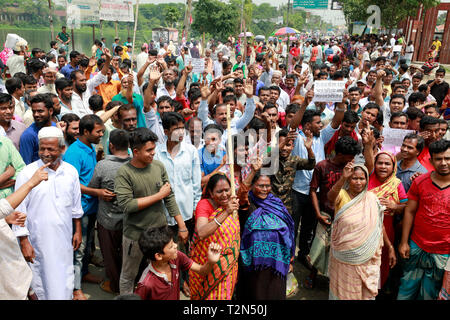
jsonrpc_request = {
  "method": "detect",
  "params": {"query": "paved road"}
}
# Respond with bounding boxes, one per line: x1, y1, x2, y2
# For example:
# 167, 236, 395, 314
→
83, 238, 329, 300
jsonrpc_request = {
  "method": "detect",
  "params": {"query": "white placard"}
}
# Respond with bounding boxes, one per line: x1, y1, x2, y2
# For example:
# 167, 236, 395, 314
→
185, 58, 205, 74
313, 80, 347, 103
66, 0, 100, 29
381, 127, 415, 155
100, 0, 134, 22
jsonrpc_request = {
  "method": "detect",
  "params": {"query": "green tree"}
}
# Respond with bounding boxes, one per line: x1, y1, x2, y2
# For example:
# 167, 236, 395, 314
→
163, 6, 182, 28
191, 0, 240, 41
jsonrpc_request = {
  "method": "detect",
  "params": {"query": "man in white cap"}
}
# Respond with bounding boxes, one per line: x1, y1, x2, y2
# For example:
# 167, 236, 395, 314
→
6, 39, 27, 77
37, 67, 58, 95
13, 126, 83, 300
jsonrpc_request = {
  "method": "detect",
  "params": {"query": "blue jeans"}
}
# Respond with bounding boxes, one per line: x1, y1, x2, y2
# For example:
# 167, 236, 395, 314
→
73, 214, 96, 290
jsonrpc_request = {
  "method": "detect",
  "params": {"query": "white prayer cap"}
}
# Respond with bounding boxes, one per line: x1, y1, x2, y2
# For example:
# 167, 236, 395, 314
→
272, 70, 282, 77
38, 126, 64, 140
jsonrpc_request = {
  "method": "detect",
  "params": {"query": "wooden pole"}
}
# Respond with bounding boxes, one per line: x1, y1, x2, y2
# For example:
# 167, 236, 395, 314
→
202, 32, 205, 57
48, 0, 54, 40
183, 0, 192, 43
131, 0, 140, 68
115, 21, 118, 39
71, 28, 75, 51
92, 24, 95, 43
226, 104, 238, 220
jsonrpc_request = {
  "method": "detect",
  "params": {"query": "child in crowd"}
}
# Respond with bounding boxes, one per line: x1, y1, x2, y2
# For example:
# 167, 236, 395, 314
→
135, 225, 222, 300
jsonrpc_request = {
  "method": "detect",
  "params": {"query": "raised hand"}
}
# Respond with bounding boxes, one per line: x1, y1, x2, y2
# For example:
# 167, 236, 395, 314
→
149, 66, 161, 82
243, 79, 253, 97
376, 69, 386, 79
28, 162, 50, 187
303, 129, 313, 150
102, 48, 111, 60
225, 195, 239, 216
88, 56, 97, 68
200, 79, 211, 99
207, 242, 223, 264
184, 61, 193, 74
342, 161, 354, 180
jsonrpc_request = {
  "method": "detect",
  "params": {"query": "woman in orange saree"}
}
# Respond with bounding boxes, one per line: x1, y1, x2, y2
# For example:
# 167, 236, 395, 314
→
189, 173, 240, 300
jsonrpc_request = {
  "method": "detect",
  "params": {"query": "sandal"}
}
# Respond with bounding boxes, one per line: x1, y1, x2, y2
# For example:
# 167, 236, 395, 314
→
303, 275, 315, 290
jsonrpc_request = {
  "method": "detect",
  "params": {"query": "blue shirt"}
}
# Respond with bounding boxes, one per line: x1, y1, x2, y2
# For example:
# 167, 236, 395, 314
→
396, 159, 428, 193
19, 122, 56, 165
63, 139, 98, 215
154, 141, 202, 225
60, 64, 78, 79
291, 123, 337, 195
198, 146, 226, 176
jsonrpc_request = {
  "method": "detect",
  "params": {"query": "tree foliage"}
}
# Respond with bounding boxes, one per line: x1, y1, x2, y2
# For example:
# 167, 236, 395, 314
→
340, 0, 440, 31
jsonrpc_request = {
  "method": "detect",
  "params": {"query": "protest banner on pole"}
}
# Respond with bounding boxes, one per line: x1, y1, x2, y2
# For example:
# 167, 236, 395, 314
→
381, 127, 415, 155
184, 58, 205, 73
100, 0, 134, 22
66, 0, 100, 29
313, 80, 347, 103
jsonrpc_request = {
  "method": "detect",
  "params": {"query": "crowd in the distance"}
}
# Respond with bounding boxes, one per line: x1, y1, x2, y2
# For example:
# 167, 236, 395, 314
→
0, 28, 448, 301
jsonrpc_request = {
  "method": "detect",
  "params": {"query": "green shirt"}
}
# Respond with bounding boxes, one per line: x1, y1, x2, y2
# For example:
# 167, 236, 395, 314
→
115, 160, 181, 241
111, 92, 146, 128
58, 31, 69, 43
0, 136, 26, 199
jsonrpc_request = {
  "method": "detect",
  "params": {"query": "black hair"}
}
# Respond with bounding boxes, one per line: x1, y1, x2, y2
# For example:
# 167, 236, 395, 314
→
189, 90, 202, 103
156, 95, 173, 107
278, 127, 289, 139
285, 103, 300, 115
69, 50, 80, 60
301, 109, 321, 127
172, 100, 184, 113
5, 77, 23, 95
435, 67, 446, 75
390, 94, 406, 105
335, 136, 361, 156
223, 95, 237, 105
399, 64, 408, 72
79, 57, 89, 68
138, 225, 174, 261
343, 111, 359, 124
418, 84, 429, 92
412, 73, 423, 80
94, 39, 102, 46
88, 95, 104, 112
118, 103, 137, 118
420, 115, 440, 130
31, 48, 43, 56
50, 40, 57, 47
248, 116, 267, 131
429, 139, 450, 159
161, 111, 185, 130
55, 78, 73, 92
424, 104, 440, 114
263, 102, 277, 113
70, 69, 85, 81
30, 93, 54, 110
58, 55, 67, 61
79, 114, 103, 136
222, 60, 232, 69
258, 86, 270, 96
233, 77, 244, 85
403, 133, 425, 153
405, 106, 424, 120
222, 87, 235, 96
269, 85, 281, 94
390, 111, 408, 122
363, 102, 380, 112
204, 123, 224, 135
148, 49, 158, 56
115, 46, 123, 54
375, 109, 384, 126
204, 173, 231, 199
129, 127, 158, 150
23, 75, 37, 86
349, 86, 362, 94
0, 93, 13, 104
61, 113, 80, 125
105, 100, 123, 111
109, 129, 130, 151
408, 92, 426, 105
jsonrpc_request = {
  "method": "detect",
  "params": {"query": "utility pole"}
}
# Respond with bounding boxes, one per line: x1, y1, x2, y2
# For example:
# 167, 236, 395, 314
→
285, 0, 291, 65
183, 0, 193, 43
48, 0, 54, 40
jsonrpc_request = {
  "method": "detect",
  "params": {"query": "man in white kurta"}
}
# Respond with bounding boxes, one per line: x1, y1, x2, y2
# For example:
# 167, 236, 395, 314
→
13, 127, 83, 300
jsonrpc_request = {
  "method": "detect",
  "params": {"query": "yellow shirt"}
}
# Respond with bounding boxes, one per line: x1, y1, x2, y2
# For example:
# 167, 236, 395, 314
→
432, 40, 441, 52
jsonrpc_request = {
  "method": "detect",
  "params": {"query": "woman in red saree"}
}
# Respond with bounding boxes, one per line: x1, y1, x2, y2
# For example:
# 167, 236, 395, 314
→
189, 173, 240, 300
368, 151, 407, 288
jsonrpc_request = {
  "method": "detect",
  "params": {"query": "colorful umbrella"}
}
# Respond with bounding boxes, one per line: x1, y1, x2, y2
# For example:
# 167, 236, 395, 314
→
274, 27, 301, 36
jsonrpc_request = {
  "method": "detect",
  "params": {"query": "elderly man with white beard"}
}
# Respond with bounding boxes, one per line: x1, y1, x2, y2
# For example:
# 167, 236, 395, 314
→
13, 126, 83, 300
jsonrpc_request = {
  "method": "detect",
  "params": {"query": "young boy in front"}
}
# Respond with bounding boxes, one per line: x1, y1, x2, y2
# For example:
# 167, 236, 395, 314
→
135, 226, 222, 300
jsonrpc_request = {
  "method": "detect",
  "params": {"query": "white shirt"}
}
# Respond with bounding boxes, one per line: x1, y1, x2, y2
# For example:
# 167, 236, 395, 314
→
277, 88, 290, 112
213, 60, 223, 79
13, 96, 25, 119
71, 72, 107, 118
154, 141, 202, 225
136, 51, 148, 73
0, 198, 32, 300
13, 159, 83, 300
6, 54, 26, 77
156, 86, 176, 100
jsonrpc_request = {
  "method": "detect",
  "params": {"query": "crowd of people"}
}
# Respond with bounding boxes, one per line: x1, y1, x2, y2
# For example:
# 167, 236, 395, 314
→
0, 27, 448, 301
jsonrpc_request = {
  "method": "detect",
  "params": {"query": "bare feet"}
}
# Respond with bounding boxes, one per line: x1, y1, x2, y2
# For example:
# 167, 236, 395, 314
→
72, 289, 87, 300
82, 272, 103, 284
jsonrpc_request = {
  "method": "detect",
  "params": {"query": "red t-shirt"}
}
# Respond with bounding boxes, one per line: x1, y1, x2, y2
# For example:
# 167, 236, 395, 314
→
290, 47, 300, 57
134, 251, 193, 300
417, 146, 434, 172
408, 172, 450, 254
